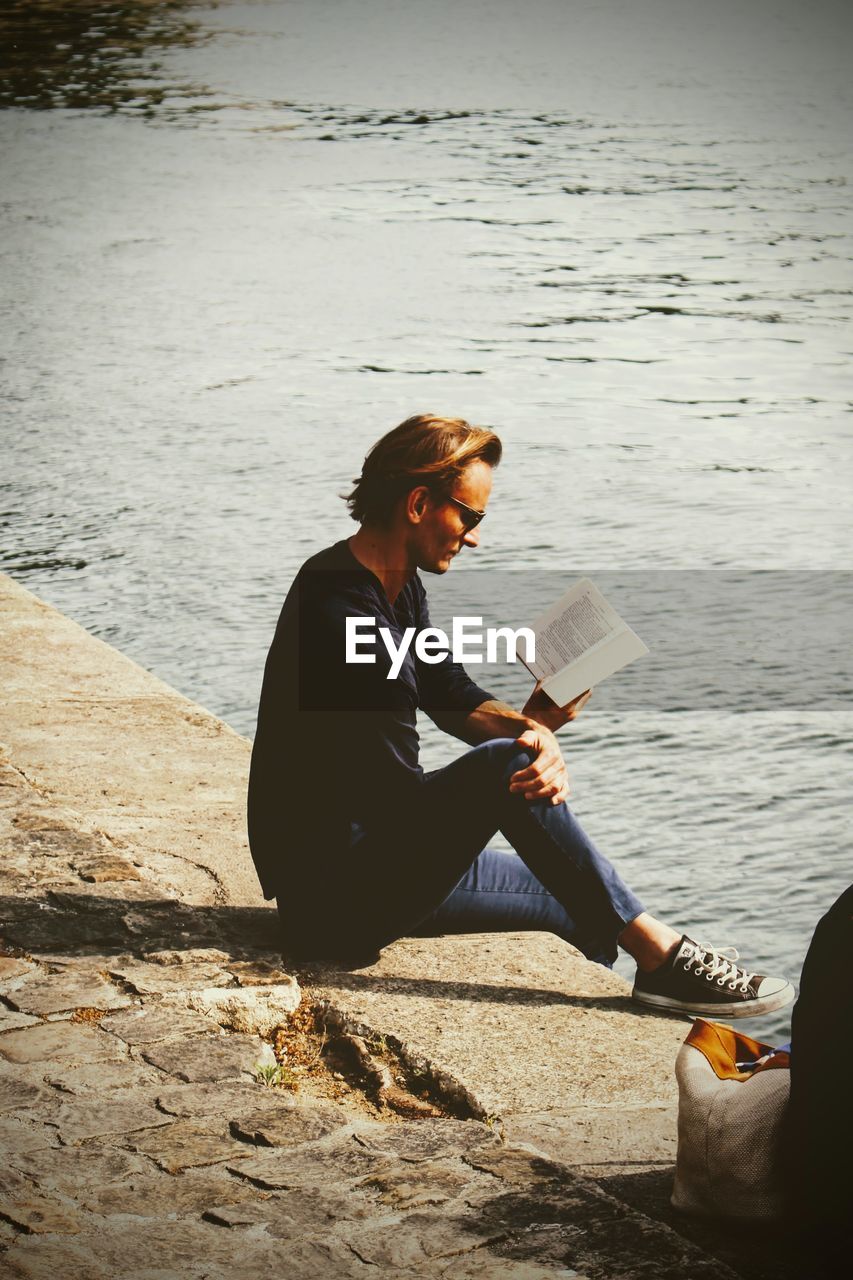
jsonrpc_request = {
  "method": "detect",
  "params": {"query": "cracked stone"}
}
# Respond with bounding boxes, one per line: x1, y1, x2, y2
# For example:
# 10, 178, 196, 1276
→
154, 1080, 262, 1118
145, 948, 232, 967
0, 1216, 18, 1245
6, 1221, 330, 1278
76, 856, 142, 883
4, 1237, 112, 1279
225, 960, 297, 987
119, 1118, 255, 1173
18, 953, 122, 975
0, 1075, 53, 1114
108, 960, 235, 997
45, 1059, 163, 1095
345, 1211, 500, 1269
228, 1100, 343, 1148
203, 1186, 373, 1235
119, 902, 208, 945
0, 1021, 126, 1065
184, 982, 300, 1036
367, 1117, 499, 1164
0, 957, 34, 982
229, 1130, 395, 1191
9, 1143, 258, 1219
0, 1008, 41, 1032
140, 1034, 274, 1083
0, 1114, 60, 1154
49, 880, 155, 904
361, 1163, 474, 1210
441, 1259, 583, 1279
49, 1095, 173, 1142
464, 1146, 566, 1186
8, 971, 132, 1017
9, 1145, 150, 1200
0, 1169, 82, 1236
3, 908, 132, 951
82, 1163, 261, 1218
100, 1005, 220, 1046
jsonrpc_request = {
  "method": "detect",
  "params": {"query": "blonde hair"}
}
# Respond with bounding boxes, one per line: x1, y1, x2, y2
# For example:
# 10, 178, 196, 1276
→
345, 414, 502, 525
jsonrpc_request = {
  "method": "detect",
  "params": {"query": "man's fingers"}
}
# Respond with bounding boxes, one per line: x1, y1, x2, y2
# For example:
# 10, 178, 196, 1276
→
516, 764, 569, 800
510, 756, 561, 789
510, 729, 570, 802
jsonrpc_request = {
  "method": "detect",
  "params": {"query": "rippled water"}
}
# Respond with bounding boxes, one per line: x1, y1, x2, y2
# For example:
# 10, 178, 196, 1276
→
2, 0, 852, 1038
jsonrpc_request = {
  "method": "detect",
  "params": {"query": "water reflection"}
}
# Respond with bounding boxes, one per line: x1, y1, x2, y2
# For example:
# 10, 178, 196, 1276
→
0, 0, 210, 114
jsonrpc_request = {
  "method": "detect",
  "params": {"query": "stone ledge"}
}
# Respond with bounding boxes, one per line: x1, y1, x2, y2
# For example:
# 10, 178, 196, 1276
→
0, 571, 746, 1279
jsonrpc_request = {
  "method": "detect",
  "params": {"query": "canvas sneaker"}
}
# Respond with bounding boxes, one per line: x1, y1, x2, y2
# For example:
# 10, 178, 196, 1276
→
632, 935, 795, 1018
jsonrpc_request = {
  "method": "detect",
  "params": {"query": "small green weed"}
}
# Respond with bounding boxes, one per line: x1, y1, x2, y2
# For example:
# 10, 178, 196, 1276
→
256, 1061, 298, 1090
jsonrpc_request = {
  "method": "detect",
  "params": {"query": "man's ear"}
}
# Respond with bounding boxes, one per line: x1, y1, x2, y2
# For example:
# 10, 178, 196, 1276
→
406, 485, 432, 524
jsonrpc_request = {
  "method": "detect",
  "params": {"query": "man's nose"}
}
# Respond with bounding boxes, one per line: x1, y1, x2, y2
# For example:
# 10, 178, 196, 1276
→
463, 526, 480, 548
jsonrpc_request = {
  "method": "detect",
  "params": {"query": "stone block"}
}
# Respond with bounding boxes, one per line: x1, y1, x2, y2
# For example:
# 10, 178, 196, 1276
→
184, 982, 300, 1036
0, 1169, 82, 1235
0, 1074, 53, 1115
49, 1095, 172, 1143
9, 1145, 149, 1200
463, 1145, 568, 1187
0, 1114, 60, 1154
145, 948, 232, 967
44, 1059, 162, 1095
367, 1116, 499, 1164
100, 1005, 219, 1046
8, 971, 132, 1017
0, 1022, 126, 1065
3, 1237, 111, 1280
229, 1130, 394, 1191
360, 1162, 473, 1210
108, 960, 234, 996
0, 957, 34, 983
75, 1163, 260, 1218
13, 1221, 284, 1277
440, 1259, 585, 1279
228, 1100, 343, 1149
121, 1118, 254, 1173
504, 1106, 678, 1178
154, 1080, 261, 1118
0, 1009, 40, 1033
140, 1034, 274, 1083
344, 1211, 500, 1269
76, 856, 142, 883
203, 1187, 373, 1235
225, 960, 297, 987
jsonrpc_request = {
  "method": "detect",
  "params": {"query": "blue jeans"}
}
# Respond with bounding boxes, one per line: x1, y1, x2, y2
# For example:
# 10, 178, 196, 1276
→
277, 737, 645, 967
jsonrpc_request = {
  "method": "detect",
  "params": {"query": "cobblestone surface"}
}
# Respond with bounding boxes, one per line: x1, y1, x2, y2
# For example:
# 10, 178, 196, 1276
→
0, 758, 743, 1279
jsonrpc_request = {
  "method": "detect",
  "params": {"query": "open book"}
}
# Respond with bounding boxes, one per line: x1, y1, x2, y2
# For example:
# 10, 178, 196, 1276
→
519, 578, 649, 707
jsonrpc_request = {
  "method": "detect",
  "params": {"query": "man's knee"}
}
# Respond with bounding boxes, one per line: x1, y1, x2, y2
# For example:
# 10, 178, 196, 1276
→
469, 736, 536, 783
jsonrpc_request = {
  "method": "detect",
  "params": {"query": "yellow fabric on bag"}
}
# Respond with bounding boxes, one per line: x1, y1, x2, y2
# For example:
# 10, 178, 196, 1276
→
684, 1019, 791, 1082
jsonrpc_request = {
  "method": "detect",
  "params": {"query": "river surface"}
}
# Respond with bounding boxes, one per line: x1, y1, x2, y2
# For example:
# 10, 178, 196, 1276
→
2, 0, 852, 1039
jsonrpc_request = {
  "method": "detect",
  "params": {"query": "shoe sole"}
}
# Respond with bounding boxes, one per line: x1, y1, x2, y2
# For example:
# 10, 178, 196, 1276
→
631, 982, 795, 1018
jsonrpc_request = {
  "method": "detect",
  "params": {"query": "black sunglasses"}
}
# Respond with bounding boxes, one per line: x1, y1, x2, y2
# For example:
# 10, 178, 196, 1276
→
447, 494, 486, 531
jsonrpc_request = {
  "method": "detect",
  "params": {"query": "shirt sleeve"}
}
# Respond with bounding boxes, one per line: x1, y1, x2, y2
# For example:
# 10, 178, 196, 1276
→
412, 578, 495, 721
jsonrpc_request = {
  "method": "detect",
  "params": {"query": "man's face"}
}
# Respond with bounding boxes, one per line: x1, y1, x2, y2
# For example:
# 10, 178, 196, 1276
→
414, 459, 493, 574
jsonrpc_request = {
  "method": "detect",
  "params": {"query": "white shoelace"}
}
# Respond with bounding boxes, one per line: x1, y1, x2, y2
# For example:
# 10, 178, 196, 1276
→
682, 941, 756, 993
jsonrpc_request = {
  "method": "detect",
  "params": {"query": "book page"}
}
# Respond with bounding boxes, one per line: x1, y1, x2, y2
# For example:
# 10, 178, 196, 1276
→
541, 626, 649, 707
523, 578, 627, 681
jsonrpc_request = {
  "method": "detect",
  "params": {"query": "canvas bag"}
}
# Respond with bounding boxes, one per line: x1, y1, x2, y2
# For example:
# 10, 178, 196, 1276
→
672, 1019, 790, 1221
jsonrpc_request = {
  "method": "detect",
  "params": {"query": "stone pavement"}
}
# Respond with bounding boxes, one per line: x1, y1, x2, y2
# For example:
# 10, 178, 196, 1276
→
0, 572, 747, 1277
0, 757, 739, 1280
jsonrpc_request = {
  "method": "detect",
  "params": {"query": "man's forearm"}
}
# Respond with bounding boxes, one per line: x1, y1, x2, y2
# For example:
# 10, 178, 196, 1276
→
461, 698, 536, 744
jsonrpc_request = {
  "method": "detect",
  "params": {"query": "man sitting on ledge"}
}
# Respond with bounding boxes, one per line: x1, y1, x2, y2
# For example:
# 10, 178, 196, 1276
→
248, 414, 793, 1018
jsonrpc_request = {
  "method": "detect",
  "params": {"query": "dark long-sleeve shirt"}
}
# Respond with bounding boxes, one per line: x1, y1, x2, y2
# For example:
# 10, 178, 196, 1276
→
247, 538, 494, 899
